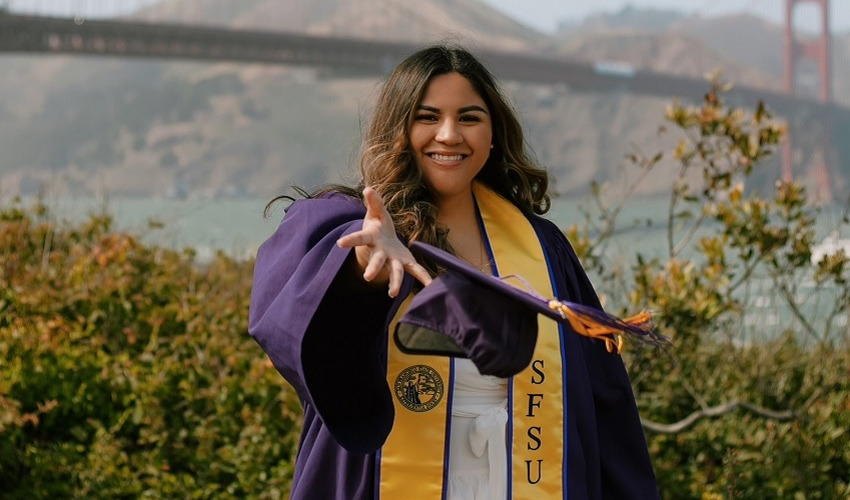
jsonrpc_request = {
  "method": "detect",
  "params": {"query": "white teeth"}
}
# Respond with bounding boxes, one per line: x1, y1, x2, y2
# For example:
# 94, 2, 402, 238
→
431, 153, 464, 161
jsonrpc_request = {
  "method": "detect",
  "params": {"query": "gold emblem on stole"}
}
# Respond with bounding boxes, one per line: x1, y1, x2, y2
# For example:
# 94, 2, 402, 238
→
394, 364, 445, 412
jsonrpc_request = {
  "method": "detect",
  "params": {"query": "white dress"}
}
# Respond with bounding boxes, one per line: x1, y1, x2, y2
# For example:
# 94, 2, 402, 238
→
447, 358, 509, 500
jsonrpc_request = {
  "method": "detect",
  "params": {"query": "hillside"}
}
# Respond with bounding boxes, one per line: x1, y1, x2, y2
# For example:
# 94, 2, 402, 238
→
136, 0, 543, 50
556, 8, 850, 104
0, 1, 846, 200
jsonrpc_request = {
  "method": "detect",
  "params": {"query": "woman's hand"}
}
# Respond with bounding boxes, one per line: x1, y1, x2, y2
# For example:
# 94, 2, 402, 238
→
337, 187, 432, 297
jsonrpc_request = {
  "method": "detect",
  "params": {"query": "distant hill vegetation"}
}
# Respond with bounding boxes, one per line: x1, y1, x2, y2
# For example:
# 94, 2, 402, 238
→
0, 1, 847, 199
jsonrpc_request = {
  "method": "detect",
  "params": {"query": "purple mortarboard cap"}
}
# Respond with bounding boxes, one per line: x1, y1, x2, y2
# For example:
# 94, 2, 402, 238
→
395, 263, 538, 378
395, 242, 666, 377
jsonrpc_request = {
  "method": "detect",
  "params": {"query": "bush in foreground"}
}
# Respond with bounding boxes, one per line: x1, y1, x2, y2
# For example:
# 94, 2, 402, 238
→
569, 81, 850, 498
0, 203, 300, 499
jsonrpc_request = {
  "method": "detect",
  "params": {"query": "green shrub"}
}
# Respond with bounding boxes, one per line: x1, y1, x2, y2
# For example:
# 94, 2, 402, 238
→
0, 200, 301, 499
569, 81, 850, 499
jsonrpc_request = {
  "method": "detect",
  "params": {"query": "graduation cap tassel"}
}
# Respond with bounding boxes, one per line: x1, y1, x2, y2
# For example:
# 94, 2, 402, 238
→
499, 273, 667, 354
547, 300, 666, 354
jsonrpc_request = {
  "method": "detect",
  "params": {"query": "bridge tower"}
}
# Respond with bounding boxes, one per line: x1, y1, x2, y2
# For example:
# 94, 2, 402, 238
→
782, 0, 833, 201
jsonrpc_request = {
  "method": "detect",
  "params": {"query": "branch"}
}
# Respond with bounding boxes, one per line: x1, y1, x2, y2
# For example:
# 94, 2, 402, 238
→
773, 277, 820, 340
641, 400, 797, 434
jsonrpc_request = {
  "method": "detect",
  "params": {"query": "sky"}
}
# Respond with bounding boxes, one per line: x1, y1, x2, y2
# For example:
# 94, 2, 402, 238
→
5, 0, 849, 34
480, 0, 849, 33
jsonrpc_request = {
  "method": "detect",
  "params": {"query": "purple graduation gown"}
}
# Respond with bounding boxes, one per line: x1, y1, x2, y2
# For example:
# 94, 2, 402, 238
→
248, 193, 659, 499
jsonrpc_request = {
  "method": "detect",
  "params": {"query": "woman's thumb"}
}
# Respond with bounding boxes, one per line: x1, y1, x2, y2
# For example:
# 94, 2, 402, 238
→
362, 187, 384, 218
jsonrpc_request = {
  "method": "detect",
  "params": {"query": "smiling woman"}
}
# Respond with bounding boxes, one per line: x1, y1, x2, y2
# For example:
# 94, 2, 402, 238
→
248, 44, 660, 500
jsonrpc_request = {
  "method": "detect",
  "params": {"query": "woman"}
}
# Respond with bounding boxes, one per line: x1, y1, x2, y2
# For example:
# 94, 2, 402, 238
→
249, 45, 659, 499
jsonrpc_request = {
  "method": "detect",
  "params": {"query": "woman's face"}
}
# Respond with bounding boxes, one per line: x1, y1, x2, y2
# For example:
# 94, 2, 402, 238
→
409, 72, 493, 204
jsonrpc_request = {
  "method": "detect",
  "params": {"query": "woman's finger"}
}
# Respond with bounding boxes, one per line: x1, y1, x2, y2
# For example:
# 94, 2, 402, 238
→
363, 249, 387, 282
337, 231, 372, 248
387, 259, 405, 298
405, 261, 433, 287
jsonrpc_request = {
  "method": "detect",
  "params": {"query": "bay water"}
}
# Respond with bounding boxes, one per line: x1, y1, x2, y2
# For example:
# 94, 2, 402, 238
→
23, 193, 848, 340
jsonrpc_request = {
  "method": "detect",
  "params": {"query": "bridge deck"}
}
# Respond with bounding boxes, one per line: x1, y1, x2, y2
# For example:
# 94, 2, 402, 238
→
0, 13, 844, 121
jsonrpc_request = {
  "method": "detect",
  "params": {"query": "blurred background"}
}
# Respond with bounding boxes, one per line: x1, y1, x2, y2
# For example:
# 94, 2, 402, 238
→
0, 0, 848, 256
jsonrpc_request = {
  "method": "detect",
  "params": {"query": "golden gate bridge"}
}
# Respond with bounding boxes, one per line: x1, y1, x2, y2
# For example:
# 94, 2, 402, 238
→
0, 0, 846, 200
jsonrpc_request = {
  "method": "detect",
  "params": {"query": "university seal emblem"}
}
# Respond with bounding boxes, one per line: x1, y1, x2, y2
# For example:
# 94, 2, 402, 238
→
394, 364, 444, 412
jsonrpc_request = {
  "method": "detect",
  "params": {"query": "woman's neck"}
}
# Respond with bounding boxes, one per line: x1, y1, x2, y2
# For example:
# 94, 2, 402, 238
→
435, 189, 477, 230
436, 189, 490, 272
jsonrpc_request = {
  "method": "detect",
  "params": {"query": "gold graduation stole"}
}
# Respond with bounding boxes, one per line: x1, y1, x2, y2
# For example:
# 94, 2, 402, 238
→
379, 183, 567, 499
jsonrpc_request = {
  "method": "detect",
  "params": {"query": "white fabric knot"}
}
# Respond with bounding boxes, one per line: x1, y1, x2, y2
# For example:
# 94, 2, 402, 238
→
468, 405, 508, 500
469, 406, 508, 457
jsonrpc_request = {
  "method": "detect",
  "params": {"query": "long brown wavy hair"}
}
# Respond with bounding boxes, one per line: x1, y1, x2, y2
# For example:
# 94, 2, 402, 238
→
271, 44, 550, 257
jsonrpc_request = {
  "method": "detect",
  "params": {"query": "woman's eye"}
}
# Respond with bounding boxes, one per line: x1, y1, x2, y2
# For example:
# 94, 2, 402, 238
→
416, 114, 438, 122
459, 115, 482, 123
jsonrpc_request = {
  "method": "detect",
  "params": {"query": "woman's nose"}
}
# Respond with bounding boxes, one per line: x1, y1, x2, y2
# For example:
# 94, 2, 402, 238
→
435, 119, 462, 145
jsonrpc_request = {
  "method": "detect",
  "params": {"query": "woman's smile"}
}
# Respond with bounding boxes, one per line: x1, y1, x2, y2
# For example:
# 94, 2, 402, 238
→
429, 153, 466, 162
